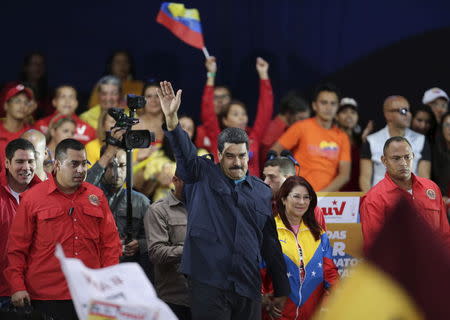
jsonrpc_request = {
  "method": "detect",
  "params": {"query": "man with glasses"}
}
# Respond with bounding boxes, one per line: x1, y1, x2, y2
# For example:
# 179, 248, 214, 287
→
0, 83, 34, 169
422, 87, 449, 124
360, 136, 449, 253
5, 138, 121, 320
360, 95, 431, 192
0, 139, 41, 309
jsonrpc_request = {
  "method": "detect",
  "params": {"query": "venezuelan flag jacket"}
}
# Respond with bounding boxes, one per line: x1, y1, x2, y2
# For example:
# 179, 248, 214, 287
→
262, 216, 339, 320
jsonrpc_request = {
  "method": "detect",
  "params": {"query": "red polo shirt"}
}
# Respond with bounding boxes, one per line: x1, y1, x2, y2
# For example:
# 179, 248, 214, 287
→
360, 173, 450, 253
0, 170, 41, 296
5, 175, 121, 300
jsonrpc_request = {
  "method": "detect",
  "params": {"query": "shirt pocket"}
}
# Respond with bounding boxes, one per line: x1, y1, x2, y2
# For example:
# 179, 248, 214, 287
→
36, 208, 66, 245
81, 206, 104, 240
423, 202, 441, 230
167, 216, 187, 245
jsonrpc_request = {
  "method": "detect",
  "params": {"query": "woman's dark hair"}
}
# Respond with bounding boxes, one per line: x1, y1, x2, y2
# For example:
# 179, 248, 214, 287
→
105, 50, 136, 79
141, 80, 160, 95
412, 104, 437, 143
19, 51, 48, 101
218, 99, 247, 130
275, 176, 322, 240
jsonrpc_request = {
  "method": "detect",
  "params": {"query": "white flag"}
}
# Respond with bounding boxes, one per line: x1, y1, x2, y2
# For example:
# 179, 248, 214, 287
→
55, 244, 178, 320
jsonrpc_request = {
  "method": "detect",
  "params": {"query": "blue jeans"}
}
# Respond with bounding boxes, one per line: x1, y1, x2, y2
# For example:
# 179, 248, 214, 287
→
0, 296, 11, 309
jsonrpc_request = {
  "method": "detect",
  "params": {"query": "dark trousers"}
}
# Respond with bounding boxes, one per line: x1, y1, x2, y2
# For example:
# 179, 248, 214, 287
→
167, 303, 192, 320
32, 300, 78, 320
189, 280, 261, 320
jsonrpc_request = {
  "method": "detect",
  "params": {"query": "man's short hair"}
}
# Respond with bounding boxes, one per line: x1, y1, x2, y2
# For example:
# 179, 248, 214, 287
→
55, 138, 85, 161
217, 127, 249, 153
6, 138, 36, 161
383, 136, 413, 155
280, 91, 309, 115
53, 84, 77, 99
312, 83, 340, 102
264, 157, 296, 177
97, 75, 122, 93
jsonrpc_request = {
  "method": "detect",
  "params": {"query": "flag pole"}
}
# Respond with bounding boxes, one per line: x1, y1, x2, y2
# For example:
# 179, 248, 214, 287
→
202, 47, 210, 59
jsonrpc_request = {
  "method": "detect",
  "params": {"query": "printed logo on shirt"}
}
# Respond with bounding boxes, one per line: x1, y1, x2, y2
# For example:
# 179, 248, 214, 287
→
426, 189, 436, 200
88, 194, 100, 206
307, 140, 340, 160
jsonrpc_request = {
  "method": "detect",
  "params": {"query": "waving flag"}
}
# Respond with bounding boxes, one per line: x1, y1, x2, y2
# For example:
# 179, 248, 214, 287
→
156, 2, 205, 50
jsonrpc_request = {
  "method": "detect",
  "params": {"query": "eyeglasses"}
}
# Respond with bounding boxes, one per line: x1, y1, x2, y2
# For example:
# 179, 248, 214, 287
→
387, 108, 410, 115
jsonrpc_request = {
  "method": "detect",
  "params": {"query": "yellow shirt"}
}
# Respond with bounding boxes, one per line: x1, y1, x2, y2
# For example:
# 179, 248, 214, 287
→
80, 105, 101, 129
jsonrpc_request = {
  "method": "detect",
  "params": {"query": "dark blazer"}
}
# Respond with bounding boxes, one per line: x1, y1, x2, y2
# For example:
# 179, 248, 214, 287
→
165, 125, 289, 300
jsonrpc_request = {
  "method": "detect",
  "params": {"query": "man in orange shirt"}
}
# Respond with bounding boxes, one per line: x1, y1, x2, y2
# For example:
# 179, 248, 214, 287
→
5, 138, 121, 320
271, 84, 351, 191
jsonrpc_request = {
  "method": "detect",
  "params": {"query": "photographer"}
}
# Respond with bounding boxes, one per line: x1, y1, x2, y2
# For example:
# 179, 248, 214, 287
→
86, 128, 152, 279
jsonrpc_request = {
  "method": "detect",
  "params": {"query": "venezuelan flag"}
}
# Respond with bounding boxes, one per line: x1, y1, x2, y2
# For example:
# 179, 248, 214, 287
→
156, 2, 205, 49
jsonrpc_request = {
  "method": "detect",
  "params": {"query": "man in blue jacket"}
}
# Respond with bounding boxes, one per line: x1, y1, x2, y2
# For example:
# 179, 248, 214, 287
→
157, 81, 289, 320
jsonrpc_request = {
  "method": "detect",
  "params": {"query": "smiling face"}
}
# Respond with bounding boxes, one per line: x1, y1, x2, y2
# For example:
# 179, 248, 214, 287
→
218, 142, 249, 180
51, 120, 76, 145
5, 149, 36, 191
282, 185, 311, 221
222, 104, 248, 130
53, 86, 78, 116
336, 107, 358, 130
143, 85, 161, 115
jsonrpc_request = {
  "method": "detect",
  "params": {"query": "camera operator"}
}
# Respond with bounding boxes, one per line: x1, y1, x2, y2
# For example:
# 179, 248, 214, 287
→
85, 128, 152, 280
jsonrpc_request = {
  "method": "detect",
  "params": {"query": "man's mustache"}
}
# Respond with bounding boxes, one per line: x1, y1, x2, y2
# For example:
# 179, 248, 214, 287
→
230, 166, 243, 170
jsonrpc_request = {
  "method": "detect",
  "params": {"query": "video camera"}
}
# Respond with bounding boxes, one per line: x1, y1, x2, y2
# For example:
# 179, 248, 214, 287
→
106, 94, 155, 150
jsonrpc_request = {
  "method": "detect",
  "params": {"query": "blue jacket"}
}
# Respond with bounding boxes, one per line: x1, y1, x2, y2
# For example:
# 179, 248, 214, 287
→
165, 125, 289, 300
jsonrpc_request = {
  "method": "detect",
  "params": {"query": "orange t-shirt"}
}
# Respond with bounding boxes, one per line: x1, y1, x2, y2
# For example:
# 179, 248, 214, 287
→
278, 117, 351, 191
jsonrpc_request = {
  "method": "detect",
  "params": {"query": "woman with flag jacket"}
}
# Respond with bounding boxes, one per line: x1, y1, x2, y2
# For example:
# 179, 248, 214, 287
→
261, 176, 339, 319
197, 56, 273, 176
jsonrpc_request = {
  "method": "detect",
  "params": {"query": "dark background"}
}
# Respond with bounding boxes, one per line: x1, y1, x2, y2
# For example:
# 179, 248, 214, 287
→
1, 0, 450, 129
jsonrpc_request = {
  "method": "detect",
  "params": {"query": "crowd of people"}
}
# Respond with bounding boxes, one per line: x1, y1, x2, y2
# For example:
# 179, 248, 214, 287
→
0, 51, 449, 320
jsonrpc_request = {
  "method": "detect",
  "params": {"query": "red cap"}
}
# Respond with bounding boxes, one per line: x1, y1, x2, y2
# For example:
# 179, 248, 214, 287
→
2, 83, 34, 103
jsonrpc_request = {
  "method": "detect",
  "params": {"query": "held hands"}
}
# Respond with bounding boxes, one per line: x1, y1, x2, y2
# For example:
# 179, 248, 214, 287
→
263, 295, 287, 319
123, 239, 139, 256
256, 57, 269, 80
157, 81, 182, 131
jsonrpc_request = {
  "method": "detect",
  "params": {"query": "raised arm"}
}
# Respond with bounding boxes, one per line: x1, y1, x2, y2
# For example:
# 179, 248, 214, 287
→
158, 81, 204, 183
201, 57, 221, 136
250, 57, 273, 141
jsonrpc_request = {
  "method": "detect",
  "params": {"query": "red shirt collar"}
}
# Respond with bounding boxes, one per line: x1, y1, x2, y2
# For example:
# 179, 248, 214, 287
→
383, 172, 423, 192
47, 174, 87, 196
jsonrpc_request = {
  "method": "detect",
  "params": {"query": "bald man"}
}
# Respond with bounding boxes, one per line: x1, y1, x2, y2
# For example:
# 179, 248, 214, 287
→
21, 129, 48, 181
359, 96, 431, 192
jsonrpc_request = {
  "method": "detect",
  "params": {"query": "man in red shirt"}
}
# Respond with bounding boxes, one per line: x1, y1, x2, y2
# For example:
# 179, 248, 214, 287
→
33, 85, 96, 144
5, 138, 121, 320
0, 84, 34, 169
360, 136, 450, 253
0, 139, 41, 308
